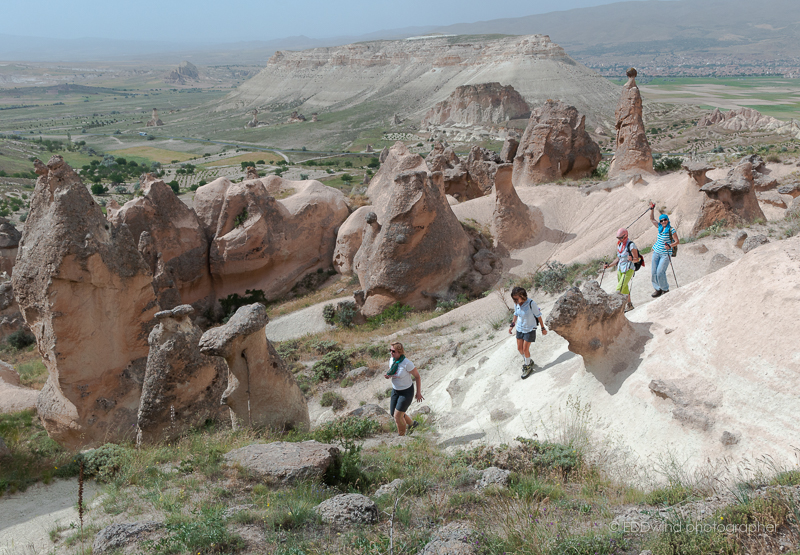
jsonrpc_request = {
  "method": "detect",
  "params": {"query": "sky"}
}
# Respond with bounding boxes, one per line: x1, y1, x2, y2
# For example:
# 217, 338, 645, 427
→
0, 0, 658, 43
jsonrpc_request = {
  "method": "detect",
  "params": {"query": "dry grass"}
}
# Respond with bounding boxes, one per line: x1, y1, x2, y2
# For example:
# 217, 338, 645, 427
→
202, 151, 284, 168
108, 146, 197, 164
267, 274, 360, 317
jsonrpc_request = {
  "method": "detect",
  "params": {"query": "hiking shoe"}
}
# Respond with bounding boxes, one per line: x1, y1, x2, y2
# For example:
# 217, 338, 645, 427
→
651, 290, 663, 298
407, 420, 419, 435
625, 302, 634, 312
521, 362, 534, 379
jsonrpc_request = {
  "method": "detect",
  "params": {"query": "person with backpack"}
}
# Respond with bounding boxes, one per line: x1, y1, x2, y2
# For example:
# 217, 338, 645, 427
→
508, 286, 547, 379
383, 342, 423, 436
603, 227, 640, 312
648, 203, 679, 298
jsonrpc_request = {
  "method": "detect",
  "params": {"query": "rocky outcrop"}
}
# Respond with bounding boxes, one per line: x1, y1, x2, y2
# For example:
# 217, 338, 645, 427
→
477, 466, 511, 489
545, 281, 631, 363
332, 206, 373, 275
491, 164, 543, 250
499, 135, 519, 163
692, 159, 766, 235
741, 234, 770, 253
199, 303, 310, 431
136, 305, 228, 445
465, 146, 502, 197
12, 156, 158, 449
345, 403, 393, 430
512, 100, 601, 185
145, 109, 163, 127
93, 522, 163, 555
205, 177, 348, 300
697, 107, 793, 133
245, 108, 259, 128
0, 218, 20, 275
425, 143, 475, 201
421, 82, 529, 127
608, 68, 653, 178
315, 494, 378, 525
223, 440, 339, 483
418, 522, 476, 555
165, 61, 199, 84
682, 161, 714, 187
0, 361, 37, 414
367, 142, 427, 202
354, 170, 472, 316
0, 280, 24, 341
109, 175, 212, 308
287, 111, 306, 123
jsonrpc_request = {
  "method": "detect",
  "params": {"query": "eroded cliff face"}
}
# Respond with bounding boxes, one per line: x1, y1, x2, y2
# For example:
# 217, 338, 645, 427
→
421, 83, 530, 127
218, 35, 619, 124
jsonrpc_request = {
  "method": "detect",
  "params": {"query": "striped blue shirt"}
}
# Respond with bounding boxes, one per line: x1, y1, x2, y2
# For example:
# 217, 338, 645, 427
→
653, 222, 675, 254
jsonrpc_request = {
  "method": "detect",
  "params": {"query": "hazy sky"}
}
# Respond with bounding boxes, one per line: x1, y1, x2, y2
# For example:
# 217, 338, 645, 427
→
0, 0, 660, 42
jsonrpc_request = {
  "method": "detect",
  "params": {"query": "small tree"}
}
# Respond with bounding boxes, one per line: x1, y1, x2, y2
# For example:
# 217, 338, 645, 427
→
168, 180, 180, 194
90, 183, 108, 195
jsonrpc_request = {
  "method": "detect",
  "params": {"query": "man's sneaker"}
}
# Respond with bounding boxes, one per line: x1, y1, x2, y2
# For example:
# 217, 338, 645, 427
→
662, 289, 669, 295
651, 289, 663, 298
521, 362, 534, 379
407, 420, 419, 435
625, 301, 634, 312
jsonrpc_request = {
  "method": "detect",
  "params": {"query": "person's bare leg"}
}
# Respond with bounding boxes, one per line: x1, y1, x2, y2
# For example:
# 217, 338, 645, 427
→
403, 413, 413, 426
516, 338, 525, 357
522, 340, 532, 359
394, 410, 408, 436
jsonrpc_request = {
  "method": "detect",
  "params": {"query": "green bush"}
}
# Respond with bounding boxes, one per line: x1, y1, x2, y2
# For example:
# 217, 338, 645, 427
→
365, 303, 413, 329
90, 183, 108, 195
517, 437, 582, 477
648, 514, 736, 555
322, 304, 336, 325
320, 391, 347, 411
533, 261, 570, 294
233, 209, 248, 227
312, 416, 379, 443
151, 505, 244, 555
5, 329, 35, 350
276, 339, 300, 362
168, 180, 180, 194
653, 155, 683, 173
219, 289, 267, 319
313, 351, 351, 381
312, 340, 339, 354
646, 483, 694, 506
84, 443, 130, 482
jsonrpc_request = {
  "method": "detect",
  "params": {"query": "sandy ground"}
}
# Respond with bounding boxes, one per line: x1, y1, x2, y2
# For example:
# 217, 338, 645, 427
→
264, 296, 349, 342
0, 479, 101, 555
0, 363, 37, 415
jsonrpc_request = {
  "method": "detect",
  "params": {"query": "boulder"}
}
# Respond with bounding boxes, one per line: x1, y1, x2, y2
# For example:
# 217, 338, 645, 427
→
608, 68, 654, 178
477, 466, 511, 489
199, 303, 310, 431
208, 177, 348, 301
421, 82, 529, 127
136, 305, 228, 445
0, 361, 38, 414
223, 440, 339, 484
366, 142, 427, 202
418, 522, 476, 555
0, 217, 21, 275
333, 206, 373, 275
741, 234, 770, 254
12, 156, 158, 449
109, 175, 212, 308
499, 135, 519, 163
756, 190, 787, 208
354, 170, 471, 316
692, 160, 766, 236
682, 161, 714, 187
374, 478, 404, 498
93, 522, 163, 554
707, 253, 732, 273
777, 182, 800, 198
545, 281, 631, 363
314, 493, 378, 525
344, 365, 373, 381
492, 164, 543, 250
426, 143, 477, 201
734, 230, 748, 248
512, 100, 601, 185
345, 403, 393, 429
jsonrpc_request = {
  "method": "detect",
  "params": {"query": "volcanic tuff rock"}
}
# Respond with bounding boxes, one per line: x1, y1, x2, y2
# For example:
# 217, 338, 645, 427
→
332, 205, 373, 275
608, 68, 653, 178
499, 135, 520, 163
219, 35, 620, 126
421, 82, 530, 127
0, 218, 20, 275
545, 281, 632, 363
164, 60, 199, 84
512, 100, 601, 185
682, 161, 714, 187
315, 494, 378, 525
199, 303, 310, 431
419, 522, 477, 555
145, 108, 163, 127
492, 164, 543, 249
12, 156, 158, 449
425, 143, 474, 200
367, 142, 427, 202
136, 305, 227, 445
465, 146, 502, 197
109, 174, 212, 308
354, 170, 472, 316
223, 440, 339, 484
697, 107, 799, 134
692, 159, 766, 235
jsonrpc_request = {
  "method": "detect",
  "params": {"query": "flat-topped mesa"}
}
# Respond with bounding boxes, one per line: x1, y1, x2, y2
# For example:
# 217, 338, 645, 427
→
692, 158, 766, 235
421, 82, 530, 127
198, 303, 310, 431
492, 164, 544, 250
136, 305, 228, 445
12, 156, 158, 449
354, 170, 472, 316
545, 281, 632, 364
108, 174, 212, 309
608, 68, 654, 178
512, 100, 601, 185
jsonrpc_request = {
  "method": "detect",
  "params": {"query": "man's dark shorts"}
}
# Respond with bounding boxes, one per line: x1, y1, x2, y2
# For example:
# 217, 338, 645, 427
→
390, 385, 414, 416
516, 330, 537, 343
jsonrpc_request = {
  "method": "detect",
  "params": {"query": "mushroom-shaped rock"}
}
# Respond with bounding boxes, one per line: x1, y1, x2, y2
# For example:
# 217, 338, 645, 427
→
136, 305, 228, 445
777, 182, 800, 198
315, 493, 378, 525
545, 281, 632, 363
366, 141, 427, 202
512, 100, 601, 185
499, 135, 519, 163
223, 440, 339, 484
333, 206, 374, 275
198, 303, 310, 431
692, 160, 766, 235
109, 175, 212, 308
12, 156, 158, 449
353, 170, 471, 316
682, 161, 714, 187
491, 164, 543, 250
0, 218, 21, 276
608, 68, 654, 178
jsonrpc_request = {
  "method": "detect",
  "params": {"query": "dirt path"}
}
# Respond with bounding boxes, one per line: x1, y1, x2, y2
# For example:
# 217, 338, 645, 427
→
264, 296, 351, 342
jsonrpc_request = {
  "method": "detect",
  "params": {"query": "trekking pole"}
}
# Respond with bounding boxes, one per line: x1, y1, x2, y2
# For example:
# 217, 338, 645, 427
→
626, 206, 652, 229
667, 250, 679, 288
599, 262, 607, 286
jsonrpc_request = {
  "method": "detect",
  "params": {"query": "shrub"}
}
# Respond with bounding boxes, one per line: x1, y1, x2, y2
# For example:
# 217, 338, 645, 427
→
84, 443, 130, 482
645, 483, 694, 506
219, 289, 267, 319
233, 209, 248, 227
533, 261, 570, 294
312, 340, 339, 354
168, 180, 180, 194
653, 155, 683, 173
322, 304, 336, 325
517, 437, 582, 477
150, 505, 244, 554
320, 391, 347, 411
5, 329, 35, 350
313, 351, 350, 381
365, 302, 413, 328
114, 185, 127, 194
323, 301, 357, 327
324, 437, 369, 490
90, 183, 107, 195
313, 417, 380, 443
